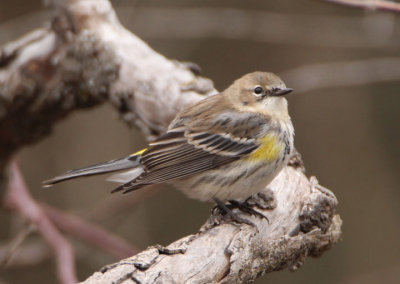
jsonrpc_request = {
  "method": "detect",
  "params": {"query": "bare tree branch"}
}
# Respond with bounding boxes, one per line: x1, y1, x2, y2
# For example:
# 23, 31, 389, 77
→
0, 0, 342, 282
321, 0, 400, 13
83, 172, 341, 284
0, 223, 34, 267
4, 160, 77, 284
0, 239, 51, 268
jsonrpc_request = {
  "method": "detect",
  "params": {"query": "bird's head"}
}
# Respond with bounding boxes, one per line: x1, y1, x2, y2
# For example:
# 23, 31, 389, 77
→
225, 71, 293, 117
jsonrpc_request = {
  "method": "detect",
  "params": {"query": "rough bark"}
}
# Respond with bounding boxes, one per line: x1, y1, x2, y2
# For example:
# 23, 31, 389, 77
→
0, 0, 342, 283
84, 171, 341, 284
0, 0, 214, 167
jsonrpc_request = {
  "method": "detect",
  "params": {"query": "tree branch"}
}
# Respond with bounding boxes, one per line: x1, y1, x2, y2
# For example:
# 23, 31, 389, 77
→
4, 160, 77, 284
321, 0, 400, 13
83, 171, 341, 283
0, 0, 342, 282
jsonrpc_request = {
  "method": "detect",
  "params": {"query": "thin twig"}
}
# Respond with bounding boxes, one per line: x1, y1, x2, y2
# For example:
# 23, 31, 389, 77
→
321, 0, 400, 13
0, 224, 35, 267
0, 240, 51, 267
4, 160, 78, 284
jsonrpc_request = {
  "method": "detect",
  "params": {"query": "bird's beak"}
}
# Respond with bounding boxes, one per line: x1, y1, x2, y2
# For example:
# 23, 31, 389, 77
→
271, 88, 294, 97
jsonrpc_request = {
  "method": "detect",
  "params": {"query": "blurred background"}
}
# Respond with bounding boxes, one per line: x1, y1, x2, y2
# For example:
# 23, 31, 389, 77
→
1, 0, 399, 283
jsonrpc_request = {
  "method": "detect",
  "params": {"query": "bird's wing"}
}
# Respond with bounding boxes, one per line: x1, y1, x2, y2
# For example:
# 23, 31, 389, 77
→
112, 125, 260, 194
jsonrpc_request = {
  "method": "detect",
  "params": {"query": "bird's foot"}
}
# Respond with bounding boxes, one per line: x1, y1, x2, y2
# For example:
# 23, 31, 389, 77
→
213, 198, 257, 229
228, 199, 269, 224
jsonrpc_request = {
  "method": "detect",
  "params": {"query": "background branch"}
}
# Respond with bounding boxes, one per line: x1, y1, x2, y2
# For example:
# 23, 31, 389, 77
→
4, 160, 77, 284
321, 0, 400, 13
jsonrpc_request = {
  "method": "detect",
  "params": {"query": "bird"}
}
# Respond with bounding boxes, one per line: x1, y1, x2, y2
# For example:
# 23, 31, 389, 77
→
44, 71, 294, 224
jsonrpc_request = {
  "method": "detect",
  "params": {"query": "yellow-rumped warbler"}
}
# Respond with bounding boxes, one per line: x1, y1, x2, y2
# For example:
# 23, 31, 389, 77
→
44, 72, 294, 222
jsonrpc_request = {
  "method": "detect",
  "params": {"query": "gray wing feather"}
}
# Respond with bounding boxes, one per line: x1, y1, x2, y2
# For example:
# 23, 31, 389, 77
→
43, 155, 141, 186
112, 129, 258, 194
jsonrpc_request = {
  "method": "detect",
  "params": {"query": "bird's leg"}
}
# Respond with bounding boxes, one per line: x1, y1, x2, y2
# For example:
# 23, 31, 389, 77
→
212, 198, 257, 228
228, 199, 269, 224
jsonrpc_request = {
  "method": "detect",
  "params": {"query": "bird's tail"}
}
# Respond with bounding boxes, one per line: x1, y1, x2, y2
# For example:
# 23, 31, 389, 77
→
43, 154, 143, 187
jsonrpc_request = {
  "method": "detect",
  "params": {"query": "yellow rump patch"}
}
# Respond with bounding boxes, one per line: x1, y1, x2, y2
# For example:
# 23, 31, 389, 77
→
248, 134, 282, 162
131, 148, 147, 156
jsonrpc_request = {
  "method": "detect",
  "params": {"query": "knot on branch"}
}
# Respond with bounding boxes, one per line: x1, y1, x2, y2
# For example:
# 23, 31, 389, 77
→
0, 14, 119, 163
56, 30, 119, 107
299, 177, 338, 234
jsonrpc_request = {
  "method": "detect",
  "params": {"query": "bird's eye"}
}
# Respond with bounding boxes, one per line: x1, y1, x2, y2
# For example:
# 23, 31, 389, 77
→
253, 86, 263, 96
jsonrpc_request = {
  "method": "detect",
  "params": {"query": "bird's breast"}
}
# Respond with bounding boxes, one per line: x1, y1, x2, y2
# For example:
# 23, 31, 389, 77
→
247, 133, 283, 162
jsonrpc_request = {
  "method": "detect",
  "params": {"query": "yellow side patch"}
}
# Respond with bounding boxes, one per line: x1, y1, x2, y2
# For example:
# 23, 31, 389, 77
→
248, 134, 282, 162
131, 148, 147, 156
